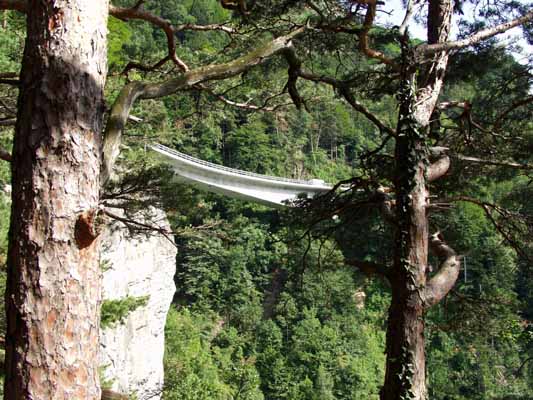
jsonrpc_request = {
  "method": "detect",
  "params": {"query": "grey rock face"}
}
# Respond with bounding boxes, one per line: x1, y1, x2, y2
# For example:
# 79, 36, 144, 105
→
99, 208, 176, 400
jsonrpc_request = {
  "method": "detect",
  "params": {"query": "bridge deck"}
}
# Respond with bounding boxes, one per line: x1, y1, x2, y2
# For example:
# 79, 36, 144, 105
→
150, 144, 333, 206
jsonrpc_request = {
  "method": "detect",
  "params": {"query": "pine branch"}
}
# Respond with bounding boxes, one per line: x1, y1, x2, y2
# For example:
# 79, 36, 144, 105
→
428, 156, 450, 182
102, 27, 306, 185
493, 95, 533, 131
444, 196, 532, 262
103, 209, 177, 248
418, 10, 533, 55
352, 0, 396, 66
424, 232, 460, 309
455, 154, 532, 170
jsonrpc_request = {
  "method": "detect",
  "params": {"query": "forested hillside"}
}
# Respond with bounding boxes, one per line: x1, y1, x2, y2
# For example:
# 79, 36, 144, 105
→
1, 1, 532, 399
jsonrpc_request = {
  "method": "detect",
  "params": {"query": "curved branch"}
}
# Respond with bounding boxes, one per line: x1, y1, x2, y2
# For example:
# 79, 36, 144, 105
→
109, 4, 234, 73
1, 0, 210, 76
444, 196, 532, 262
174, 22, 235, 34
418, 10, 533, 55
110, 4, 234, 34
219, 0, 248, 16
199, 85, 290, 112
424, 232, 460, 309
110, 5, 189, 71
121, 55, 171, 76
514, 356, 533, 377
493, 95, 533, 131
101, 27, 305, 185
428, 155, 450, 182
103, 209, 177, 248
360, 132, 393, 160
282, 57, 396, 136
340, 87, 396, 136
398, 0, 424, 36
353, 0, 396, 66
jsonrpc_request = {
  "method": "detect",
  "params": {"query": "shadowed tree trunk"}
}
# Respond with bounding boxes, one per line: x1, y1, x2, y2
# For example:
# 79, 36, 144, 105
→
4, 0, 109, 398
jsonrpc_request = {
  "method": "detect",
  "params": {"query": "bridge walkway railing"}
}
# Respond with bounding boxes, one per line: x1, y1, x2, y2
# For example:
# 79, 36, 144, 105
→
151, 143, 327, 186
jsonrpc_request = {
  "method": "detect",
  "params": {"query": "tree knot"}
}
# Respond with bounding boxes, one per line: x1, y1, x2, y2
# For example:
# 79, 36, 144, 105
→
74, 209, 99, 249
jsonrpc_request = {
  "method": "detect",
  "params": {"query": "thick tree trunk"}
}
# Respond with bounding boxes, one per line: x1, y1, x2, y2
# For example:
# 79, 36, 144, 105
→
382, 287, 426, 400
380, 41, 431, 400
4, 1, 108, 398
381, 128, 429, 400
380, 2, 454, 398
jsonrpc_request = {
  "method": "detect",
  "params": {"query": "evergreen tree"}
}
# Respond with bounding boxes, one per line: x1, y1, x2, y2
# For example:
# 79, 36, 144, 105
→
0, 1, 532, 399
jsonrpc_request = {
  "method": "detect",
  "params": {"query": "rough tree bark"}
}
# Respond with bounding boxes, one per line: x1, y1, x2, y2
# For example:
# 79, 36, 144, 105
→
381, 54, 430, 400
381, 1, 454, 399
4, 0, 108, 398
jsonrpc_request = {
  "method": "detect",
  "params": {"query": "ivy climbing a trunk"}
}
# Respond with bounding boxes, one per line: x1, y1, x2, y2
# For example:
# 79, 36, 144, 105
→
381, 2, 458, 398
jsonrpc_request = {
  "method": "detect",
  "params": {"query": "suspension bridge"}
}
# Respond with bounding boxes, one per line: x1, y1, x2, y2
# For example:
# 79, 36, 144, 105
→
150, 143, 333, 207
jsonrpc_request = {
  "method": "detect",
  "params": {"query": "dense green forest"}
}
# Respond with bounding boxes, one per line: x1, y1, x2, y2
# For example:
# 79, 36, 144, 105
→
1, 1, 532, 399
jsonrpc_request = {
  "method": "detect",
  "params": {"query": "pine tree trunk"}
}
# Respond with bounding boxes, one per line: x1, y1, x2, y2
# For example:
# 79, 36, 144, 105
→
381, 127, 429, 400
379, 2, 454, 396
382, 287, 426, 400
4, 1, 109, 398
381, 47, 431, 400
380, 145, 429, 399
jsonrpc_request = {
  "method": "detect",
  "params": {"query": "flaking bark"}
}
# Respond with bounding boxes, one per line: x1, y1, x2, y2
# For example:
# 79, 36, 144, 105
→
4, 1, 109, 398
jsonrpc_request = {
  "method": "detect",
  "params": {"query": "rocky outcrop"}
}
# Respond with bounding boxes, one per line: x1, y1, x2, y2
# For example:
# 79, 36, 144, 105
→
99, 208, 176, 400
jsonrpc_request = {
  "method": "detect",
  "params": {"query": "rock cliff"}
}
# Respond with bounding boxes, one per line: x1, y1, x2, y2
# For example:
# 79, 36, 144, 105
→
99, 208, 176, 400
